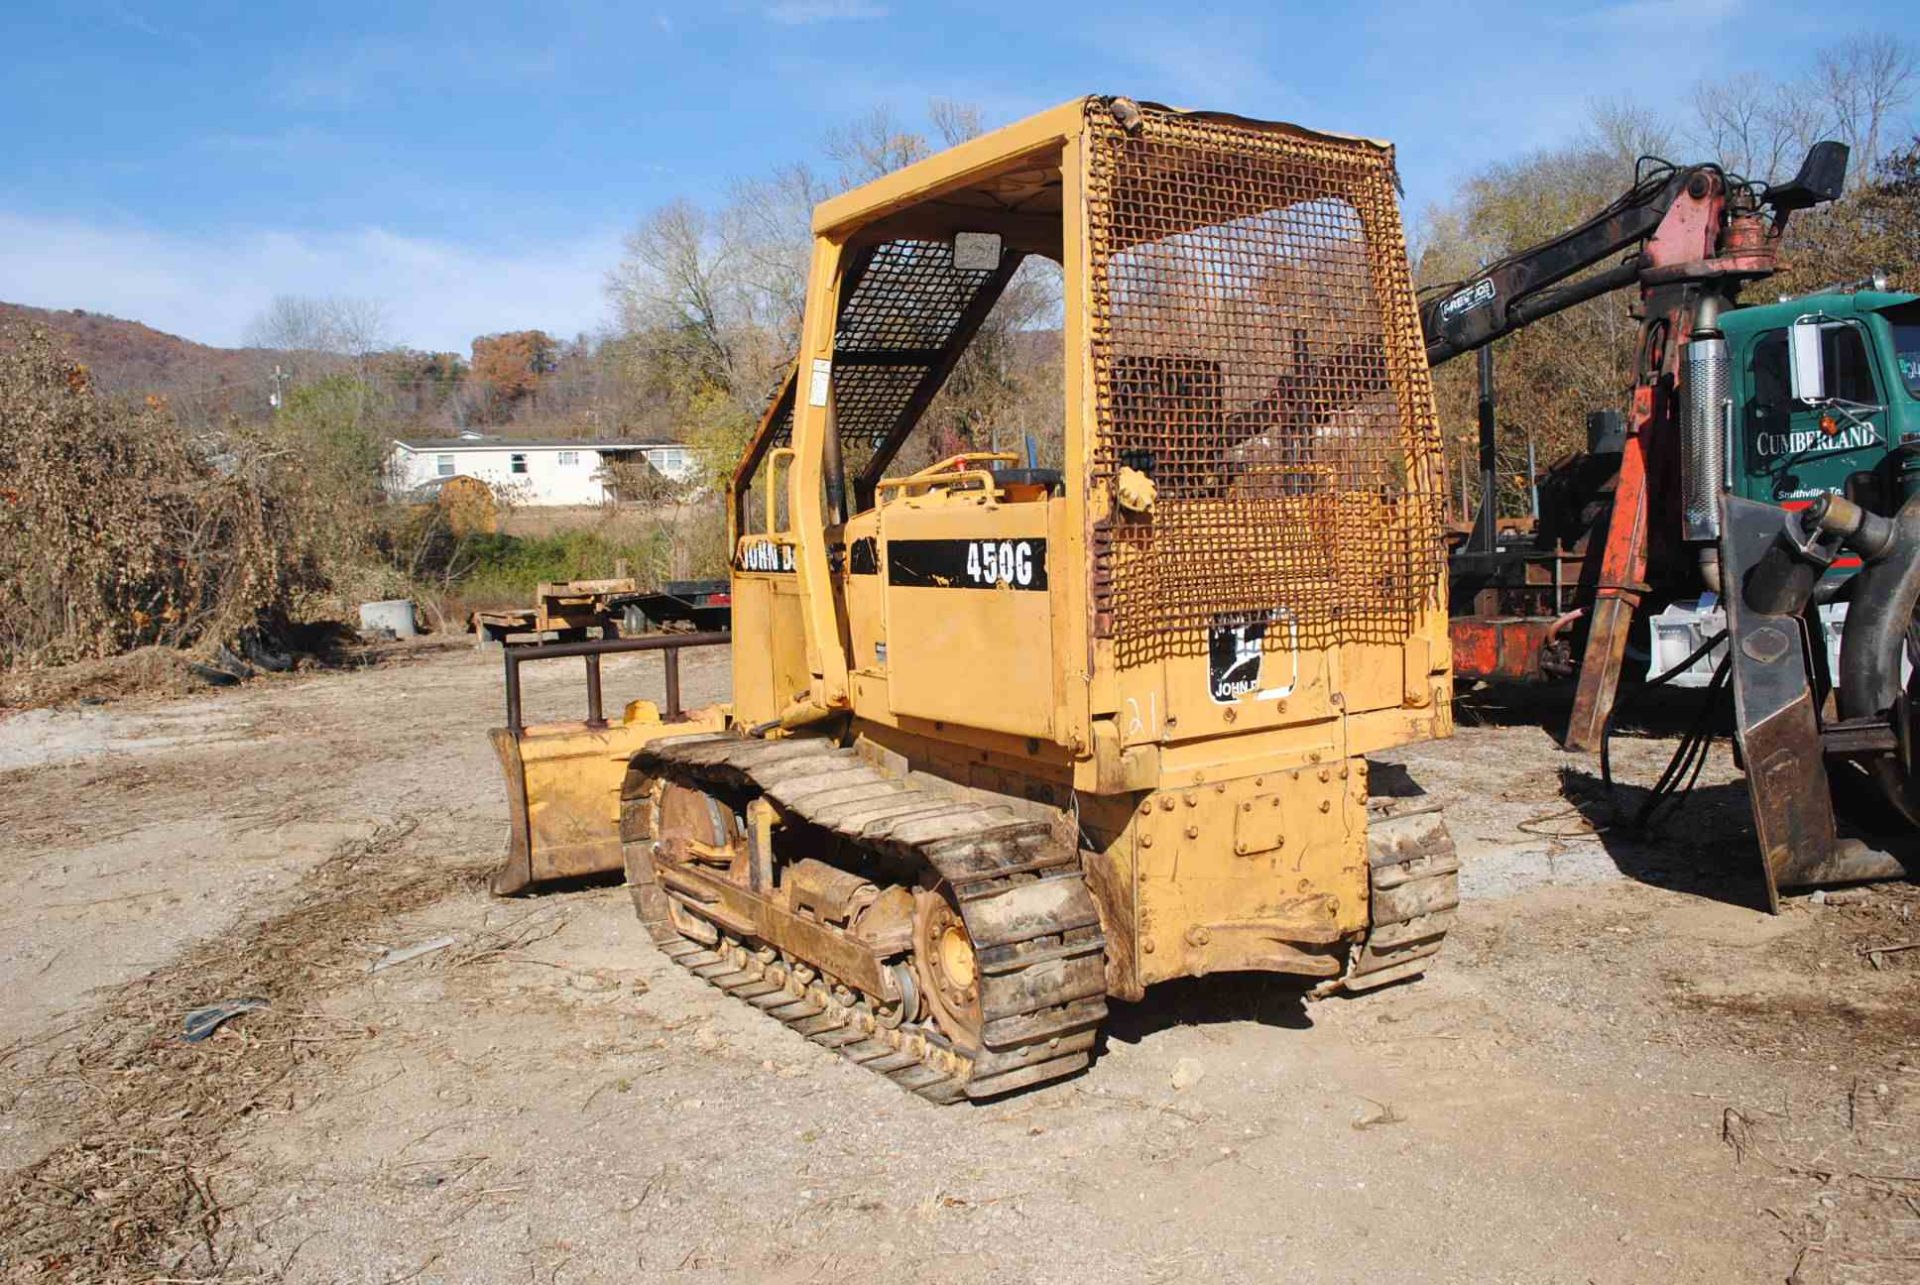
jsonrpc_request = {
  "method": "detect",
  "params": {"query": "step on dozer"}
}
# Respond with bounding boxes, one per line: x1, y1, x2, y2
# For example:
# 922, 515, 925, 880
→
493, 96, 1461, 1100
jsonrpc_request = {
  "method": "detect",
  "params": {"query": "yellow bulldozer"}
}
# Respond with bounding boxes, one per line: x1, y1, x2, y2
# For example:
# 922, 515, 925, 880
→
491, 96, 1460, 1101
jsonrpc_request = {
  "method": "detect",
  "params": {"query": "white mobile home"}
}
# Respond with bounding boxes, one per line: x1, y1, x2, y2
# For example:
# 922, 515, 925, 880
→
385, 437, 695, 507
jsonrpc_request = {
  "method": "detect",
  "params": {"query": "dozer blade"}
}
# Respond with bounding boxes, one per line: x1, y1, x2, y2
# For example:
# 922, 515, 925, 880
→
491, 707, 726, 896
1719, 495, 1906, 909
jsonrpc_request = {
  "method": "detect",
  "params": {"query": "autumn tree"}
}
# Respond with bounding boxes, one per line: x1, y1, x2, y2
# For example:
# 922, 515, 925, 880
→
1414, 123, 1655, 512
367, 348, 467, 418
469, 329, 558, 421
0, 325, 326, 666
1778, 133, 1920, 292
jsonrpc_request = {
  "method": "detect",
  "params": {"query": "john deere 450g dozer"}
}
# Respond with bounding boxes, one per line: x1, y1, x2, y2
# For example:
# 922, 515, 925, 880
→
493, 97, 1459, 1100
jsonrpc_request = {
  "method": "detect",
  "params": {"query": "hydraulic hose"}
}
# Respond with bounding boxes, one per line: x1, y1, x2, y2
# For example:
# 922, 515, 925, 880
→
1835, 490, 1920, 825
1600, 626, 1730, 828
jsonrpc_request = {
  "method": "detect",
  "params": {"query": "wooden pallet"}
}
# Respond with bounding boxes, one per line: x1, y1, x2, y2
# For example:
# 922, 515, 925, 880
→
471, 577, 637, 648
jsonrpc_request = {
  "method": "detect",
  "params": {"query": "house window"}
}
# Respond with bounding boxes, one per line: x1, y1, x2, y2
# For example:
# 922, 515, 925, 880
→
557, 450, 579, 466
510, 453, 528, 475
435, 454, 454, 477
658, 448, 687, 473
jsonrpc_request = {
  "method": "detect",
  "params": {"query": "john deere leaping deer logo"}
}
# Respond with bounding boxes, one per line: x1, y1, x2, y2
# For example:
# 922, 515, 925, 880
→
1207, 609, 1298, 703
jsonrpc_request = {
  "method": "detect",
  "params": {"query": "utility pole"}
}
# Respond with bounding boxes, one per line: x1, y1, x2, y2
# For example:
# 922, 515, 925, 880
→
269, 364, 287, 412
1527, 431, 1539, 520
1471, 343, 1498, 552
1458, 436, 1470, 521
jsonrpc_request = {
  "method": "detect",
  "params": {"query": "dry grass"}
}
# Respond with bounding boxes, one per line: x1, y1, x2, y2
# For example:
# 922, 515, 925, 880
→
0, 648, 208, 711
496, 504, 691, 543
0, 819, 485, 1282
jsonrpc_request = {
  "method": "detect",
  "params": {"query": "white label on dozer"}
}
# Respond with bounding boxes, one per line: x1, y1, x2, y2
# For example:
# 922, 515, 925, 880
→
808, 358, 832, 407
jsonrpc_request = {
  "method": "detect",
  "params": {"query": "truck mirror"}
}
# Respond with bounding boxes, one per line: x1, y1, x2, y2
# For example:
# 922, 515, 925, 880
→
1788, 319, 1826, 404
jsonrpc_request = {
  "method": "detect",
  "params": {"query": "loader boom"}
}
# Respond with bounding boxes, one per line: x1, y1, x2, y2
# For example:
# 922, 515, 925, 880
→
1424, 141, 1849, 747
1426, 134, 1920, 898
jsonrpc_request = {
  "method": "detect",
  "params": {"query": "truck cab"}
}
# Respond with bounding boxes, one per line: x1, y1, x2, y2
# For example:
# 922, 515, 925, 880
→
1724, 286, 1920, 510
1647, 285, 1920, 686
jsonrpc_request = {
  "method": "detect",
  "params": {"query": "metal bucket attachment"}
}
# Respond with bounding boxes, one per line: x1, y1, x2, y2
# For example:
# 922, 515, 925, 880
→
491, 708, 725, 894
490, 633, 730, 895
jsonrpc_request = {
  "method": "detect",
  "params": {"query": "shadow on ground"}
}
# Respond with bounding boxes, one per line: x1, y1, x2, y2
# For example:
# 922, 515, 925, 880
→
1456, 679, 1781, 909
1557, 765, 1771, 909
1455, 678, 1725, 738
1104, 972, 1316, 1047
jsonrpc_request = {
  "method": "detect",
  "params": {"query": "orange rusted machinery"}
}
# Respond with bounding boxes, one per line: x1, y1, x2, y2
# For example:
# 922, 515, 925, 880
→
1428, 142, 1920, 904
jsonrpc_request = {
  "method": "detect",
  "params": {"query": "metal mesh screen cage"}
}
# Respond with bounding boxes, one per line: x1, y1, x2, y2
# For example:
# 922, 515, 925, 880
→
833, 239, 1011, 449
1084, 100, 1446, 661
737, 238, 1014, 532
749, 240, 1010, 454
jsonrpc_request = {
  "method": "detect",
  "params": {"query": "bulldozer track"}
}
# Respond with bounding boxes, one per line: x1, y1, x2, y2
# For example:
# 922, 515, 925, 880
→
618, 735, 1456, 1095
1320, 792, 1461, 996
621, 733, 1108, 1102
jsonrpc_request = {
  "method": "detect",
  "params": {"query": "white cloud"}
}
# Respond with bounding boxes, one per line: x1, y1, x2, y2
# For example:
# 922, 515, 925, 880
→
765, 2, 889, 25
0, 212, 623, 355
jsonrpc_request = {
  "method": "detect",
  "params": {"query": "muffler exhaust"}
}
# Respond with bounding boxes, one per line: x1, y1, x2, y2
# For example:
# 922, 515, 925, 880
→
1680, 327, 1729, 542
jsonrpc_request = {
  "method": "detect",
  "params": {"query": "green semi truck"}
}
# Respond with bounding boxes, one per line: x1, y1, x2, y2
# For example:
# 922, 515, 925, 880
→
1727, 283, 1920, 508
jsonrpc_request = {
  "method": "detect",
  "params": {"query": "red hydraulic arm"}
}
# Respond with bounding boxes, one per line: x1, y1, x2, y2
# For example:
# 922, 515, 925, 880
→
1419, 142, 1849, 749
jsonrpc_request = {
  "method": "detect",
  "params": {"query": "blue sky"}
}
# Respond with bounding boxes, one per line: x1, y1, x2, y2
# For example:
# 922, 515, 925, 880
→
0, 1, 1903, 353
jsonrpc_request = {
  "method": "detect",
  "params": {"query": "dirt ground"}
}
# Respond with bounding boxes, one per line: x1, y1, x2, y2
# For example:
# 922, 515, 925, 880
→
2, 645, 1916, 1283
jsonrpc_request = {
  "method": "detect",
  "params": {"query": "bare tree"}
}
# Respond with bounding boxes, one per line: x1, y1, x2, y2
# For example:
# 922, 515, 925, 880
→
725, 162, 834, 351
824, 104, 932, 188
608, 200, 745, 392
602, 96, 1069, 522
245, 295, 390, 358
1588, 98, 1677, 165
1692, 72, 1825, 182
245, 295, 392, 389
246, 295, 328, 353
929, 98, 985, 148
1818, 35, 1918, 188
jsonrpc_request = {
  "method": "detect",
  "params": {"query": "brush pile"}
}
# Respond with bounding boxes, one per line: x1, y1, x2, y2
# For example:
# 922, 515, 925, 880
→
0, 324, 320, 671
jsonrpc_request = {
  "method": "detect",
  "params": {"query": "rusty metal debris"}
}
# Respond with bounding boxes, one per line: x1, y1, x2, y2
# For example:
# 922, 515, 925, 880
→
180, 997, 269, 1043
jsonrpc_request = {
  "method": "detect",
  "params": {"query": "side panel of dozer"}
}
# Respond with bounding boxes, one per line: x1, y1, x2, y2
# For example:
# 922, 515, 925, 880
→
491, 704, 726, 895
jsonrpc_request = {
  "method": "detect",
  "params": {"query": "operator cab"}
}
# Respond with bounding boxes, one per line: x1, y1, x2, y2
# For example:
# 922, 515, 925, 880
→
727, 97, 1442, 750
725, 136, 1070, 735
